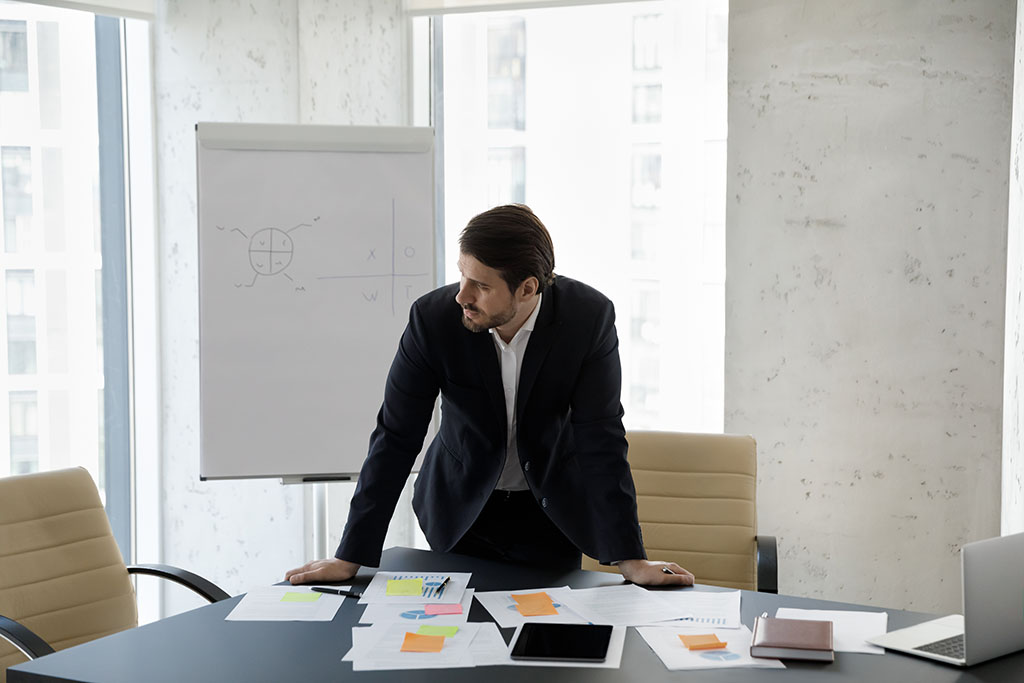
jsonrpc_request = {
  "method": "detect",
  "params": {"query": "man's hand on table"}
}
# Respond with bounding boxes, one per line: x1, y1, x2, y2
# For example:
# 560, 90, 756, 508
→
285, 558, 361, 584
617, 559, 695, 587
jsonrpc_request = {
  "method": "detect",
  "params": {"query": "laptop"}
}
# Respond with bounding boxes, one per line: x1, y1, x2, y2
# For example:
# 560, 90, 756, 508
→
866, 531, 1024, 666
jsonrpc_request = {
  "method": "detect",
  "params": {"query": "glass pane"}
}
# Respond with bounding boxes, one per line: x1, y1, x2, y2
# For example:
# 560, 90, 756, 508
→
2, 146, 33, 253
487, 17, 525, 130
0, 18, 28, 91
9, 389, 38, 474
6, 268, 36, 374
0, 3, 103, 479
441, 2, 727, 432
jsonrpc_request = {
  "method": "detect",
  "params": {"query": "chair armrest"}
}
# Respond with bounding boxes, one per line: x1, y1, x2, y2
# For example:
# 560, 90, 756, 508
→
0, 615, 55, 660
127, 564, 231, 603
756, 535, 778, 594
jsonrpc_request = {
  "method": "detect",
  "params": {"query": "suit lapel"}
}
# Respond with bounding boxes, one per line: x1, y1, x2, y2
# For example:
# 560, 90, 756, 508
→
517, 285, 560, 415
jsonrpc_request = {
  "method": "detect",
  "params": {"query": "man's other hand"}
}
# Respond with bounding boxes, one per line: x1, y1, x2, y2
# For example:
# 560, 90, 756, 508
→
617, 559, 695, 587
285, 558, 361, 584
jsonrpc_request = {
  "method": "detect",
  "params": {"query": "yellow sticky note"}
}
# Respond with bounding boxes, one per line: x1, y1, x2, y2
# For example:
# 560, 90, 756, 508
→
679, 634, 727, 650
386, 578, 424, 596
512, 591, 559, 617
280, 591, 321, 602
401, 632, 445, 653
417, 625, 459, 637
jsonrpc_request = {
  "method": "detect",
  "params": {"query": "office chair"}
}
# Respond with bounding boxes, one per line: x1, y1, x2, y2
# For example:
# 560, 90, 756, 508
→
583, 431, 778, 593
0, 467, 230, 681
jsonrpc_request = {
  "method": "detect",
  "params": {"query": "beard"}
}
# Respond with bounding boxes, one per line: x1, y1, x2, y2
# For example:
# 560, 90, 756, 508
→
461, 302, 517, 333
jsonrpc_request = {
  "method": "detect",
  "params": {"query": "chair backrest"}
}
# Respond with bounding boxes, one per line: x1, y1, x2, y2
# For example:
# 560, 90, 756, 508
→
0, 467, 137, 679
582, 431, 759, 590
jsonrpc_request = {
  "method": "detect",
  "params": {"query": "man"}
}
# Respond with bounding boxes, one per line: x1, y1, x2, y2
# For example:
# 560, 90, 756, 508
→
287, 204, 693, 587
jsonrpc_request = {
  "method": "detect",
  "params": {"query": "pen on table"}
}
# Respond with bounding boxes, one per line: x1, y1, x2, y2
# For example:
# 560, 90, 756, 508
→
435, 575, 451, 598
310, 586, 362, 599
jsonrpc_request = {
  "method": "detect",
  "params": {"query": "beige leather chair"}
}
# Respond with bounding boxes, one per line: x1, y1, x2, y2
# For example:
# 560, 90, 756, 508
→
0, 467, 229, 681
583, 431, 777, 592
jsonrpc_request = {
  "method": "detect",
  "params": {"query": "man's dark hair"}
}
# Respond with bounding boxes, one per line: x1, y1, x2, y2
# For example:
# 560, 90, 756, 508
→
459, 204, 556, 294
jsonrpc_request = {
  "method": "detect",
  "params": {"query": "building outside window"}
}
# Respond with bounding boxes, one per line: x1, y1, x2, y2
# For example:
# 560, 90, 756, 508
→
432, 1, 728, 432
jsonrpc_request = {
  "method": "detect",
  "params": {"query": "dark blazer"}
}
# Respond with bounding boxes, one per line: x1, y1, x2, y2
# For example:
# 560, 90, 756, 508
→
335, 275, 646, 567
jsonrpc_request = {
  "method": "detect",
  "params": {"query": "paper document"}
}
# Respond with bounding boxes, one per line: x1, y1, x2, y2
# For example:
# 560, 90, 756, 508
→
637, 625, 787, 671
548, 584, 688, 626
345, 622, 510, 669
648, 589, 742, 628
359, 572, 471, 605
224, 585, 344, 622
475, 587, 589, 628
359, 589, 474, 625
346, 622, 482, 671
774, 608, 888, 654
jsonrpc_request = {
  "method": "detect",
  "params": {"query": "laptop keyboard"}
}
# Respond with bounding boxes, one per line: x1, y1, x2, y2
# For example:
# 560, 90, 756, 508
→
915, 634, 965, 660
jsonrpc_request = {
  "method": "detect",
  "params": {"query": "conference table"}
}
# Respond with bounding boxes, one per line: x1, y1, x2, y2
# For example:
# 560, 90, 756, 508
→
8, 547, 1023, 682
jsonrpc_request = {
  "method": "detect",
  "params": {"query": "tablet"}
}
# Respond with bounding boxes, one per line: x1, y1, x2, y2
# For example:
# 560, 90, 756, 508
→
509, 623, 613, 663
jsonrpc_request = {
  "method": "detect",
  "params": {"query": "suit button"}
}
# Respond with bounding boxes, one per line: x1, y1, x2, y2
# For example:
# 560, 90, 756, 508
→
524, 462, 531, 472
541, 497, 548, 508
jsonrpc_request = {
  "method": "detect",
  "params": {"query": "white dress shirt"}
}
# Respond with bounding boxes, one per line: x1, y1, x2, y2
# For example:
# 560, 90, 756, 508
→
491, 293, 542, 491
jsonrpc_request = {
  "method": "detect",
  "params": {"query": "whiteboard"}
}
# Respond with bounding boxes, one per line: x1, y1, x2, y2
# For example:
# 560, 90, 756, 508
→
196, 123, 435, 480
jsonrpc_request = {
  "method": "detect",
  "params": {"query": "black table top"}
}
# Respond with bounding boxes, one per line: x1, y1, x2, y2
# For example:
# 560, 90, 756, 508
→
8, 547, 1024, 682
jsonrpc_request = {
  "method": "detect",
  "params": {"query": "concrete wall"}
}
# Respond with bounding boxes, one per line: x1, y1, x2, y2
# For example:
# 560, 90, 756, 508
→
1004, 0, 1024, 534
727, 0, 1014, 613
152, 0, 406, 615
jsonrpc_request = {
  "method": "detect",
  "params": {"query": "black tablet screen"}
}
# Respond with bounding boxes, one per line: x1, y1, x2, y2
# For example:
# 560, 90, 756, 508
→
510, 623, 613, 662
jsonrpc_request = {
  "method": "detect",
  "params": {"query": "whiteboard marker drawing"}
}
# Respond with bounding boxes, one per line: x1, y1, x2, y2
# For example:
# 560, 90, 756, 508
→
216, 218, 318, 288
318, 199, 427, 315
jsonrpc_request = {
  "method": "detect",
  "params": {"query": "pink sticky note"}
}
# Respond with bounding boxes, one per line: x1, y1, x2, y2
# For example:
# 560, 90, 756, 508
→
424, 603, 464, 615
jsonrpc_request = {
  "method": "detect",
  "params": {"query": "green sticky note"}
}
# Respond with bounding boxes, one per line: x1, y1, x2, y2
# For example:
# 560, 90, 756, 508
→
281, 591, 321, 602
417, 625, 459, 637
386, 578, 424, 596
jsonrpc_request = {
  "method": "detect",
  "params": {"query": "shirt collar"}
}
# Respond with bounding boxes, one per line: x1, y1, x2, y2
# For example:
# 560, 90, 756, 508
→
490, 292, 543, 347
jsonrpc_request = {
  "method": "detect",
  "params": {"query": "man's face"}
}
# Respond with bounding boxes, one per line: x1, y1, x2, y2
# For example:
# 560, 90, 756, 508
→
455, 253, 517, 333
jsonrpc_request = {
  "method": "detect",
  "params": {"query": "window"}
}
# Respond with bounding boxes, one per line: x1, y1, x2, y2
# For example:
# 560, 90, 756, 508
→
632, 14, 664, 71
632, 84, 662, 124
8, 390, 37, 474
425, 1, 728, 432
5, 268, 36, 373
487, 146, 525, 205
487, 17, 525, 131
0, 3, 147, 563
2, 146, 32, 252
0, 19, 28, 91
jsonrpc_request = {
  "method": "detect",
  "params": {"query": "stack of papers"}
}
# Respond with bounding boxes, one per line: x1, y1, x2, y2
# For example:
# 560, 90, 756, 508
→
637, 625, 786, 671
474, 587, 589, 627
547, 584, 688, 625
649, 589, 742, 628
359, 571, 472, 605
359, 589, 475, 625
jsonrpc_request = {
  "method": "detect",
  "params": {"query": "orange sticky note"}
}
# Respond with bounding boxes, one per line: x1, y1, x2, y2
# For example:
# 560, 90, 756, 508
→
679, 634, 727, 650
401, 632, 445, 653
511, 591, 559, 617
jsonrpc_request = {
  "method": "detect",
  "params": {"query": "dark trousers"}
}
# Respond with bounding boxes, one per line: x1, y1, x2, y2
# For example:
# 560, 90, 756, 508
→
449, 489, 582, 571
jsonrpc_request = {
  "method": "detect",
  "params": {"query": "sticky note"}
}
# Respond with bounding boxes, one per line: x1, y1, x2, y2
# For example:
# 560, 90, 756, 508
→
401, 632, 445, 653
417, 625, 459, 637
386, 578, 424, 596
679, 634, 727, 650
425, 603, 463, 615
512, 591, 559, 617
280, 592, 321, 602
